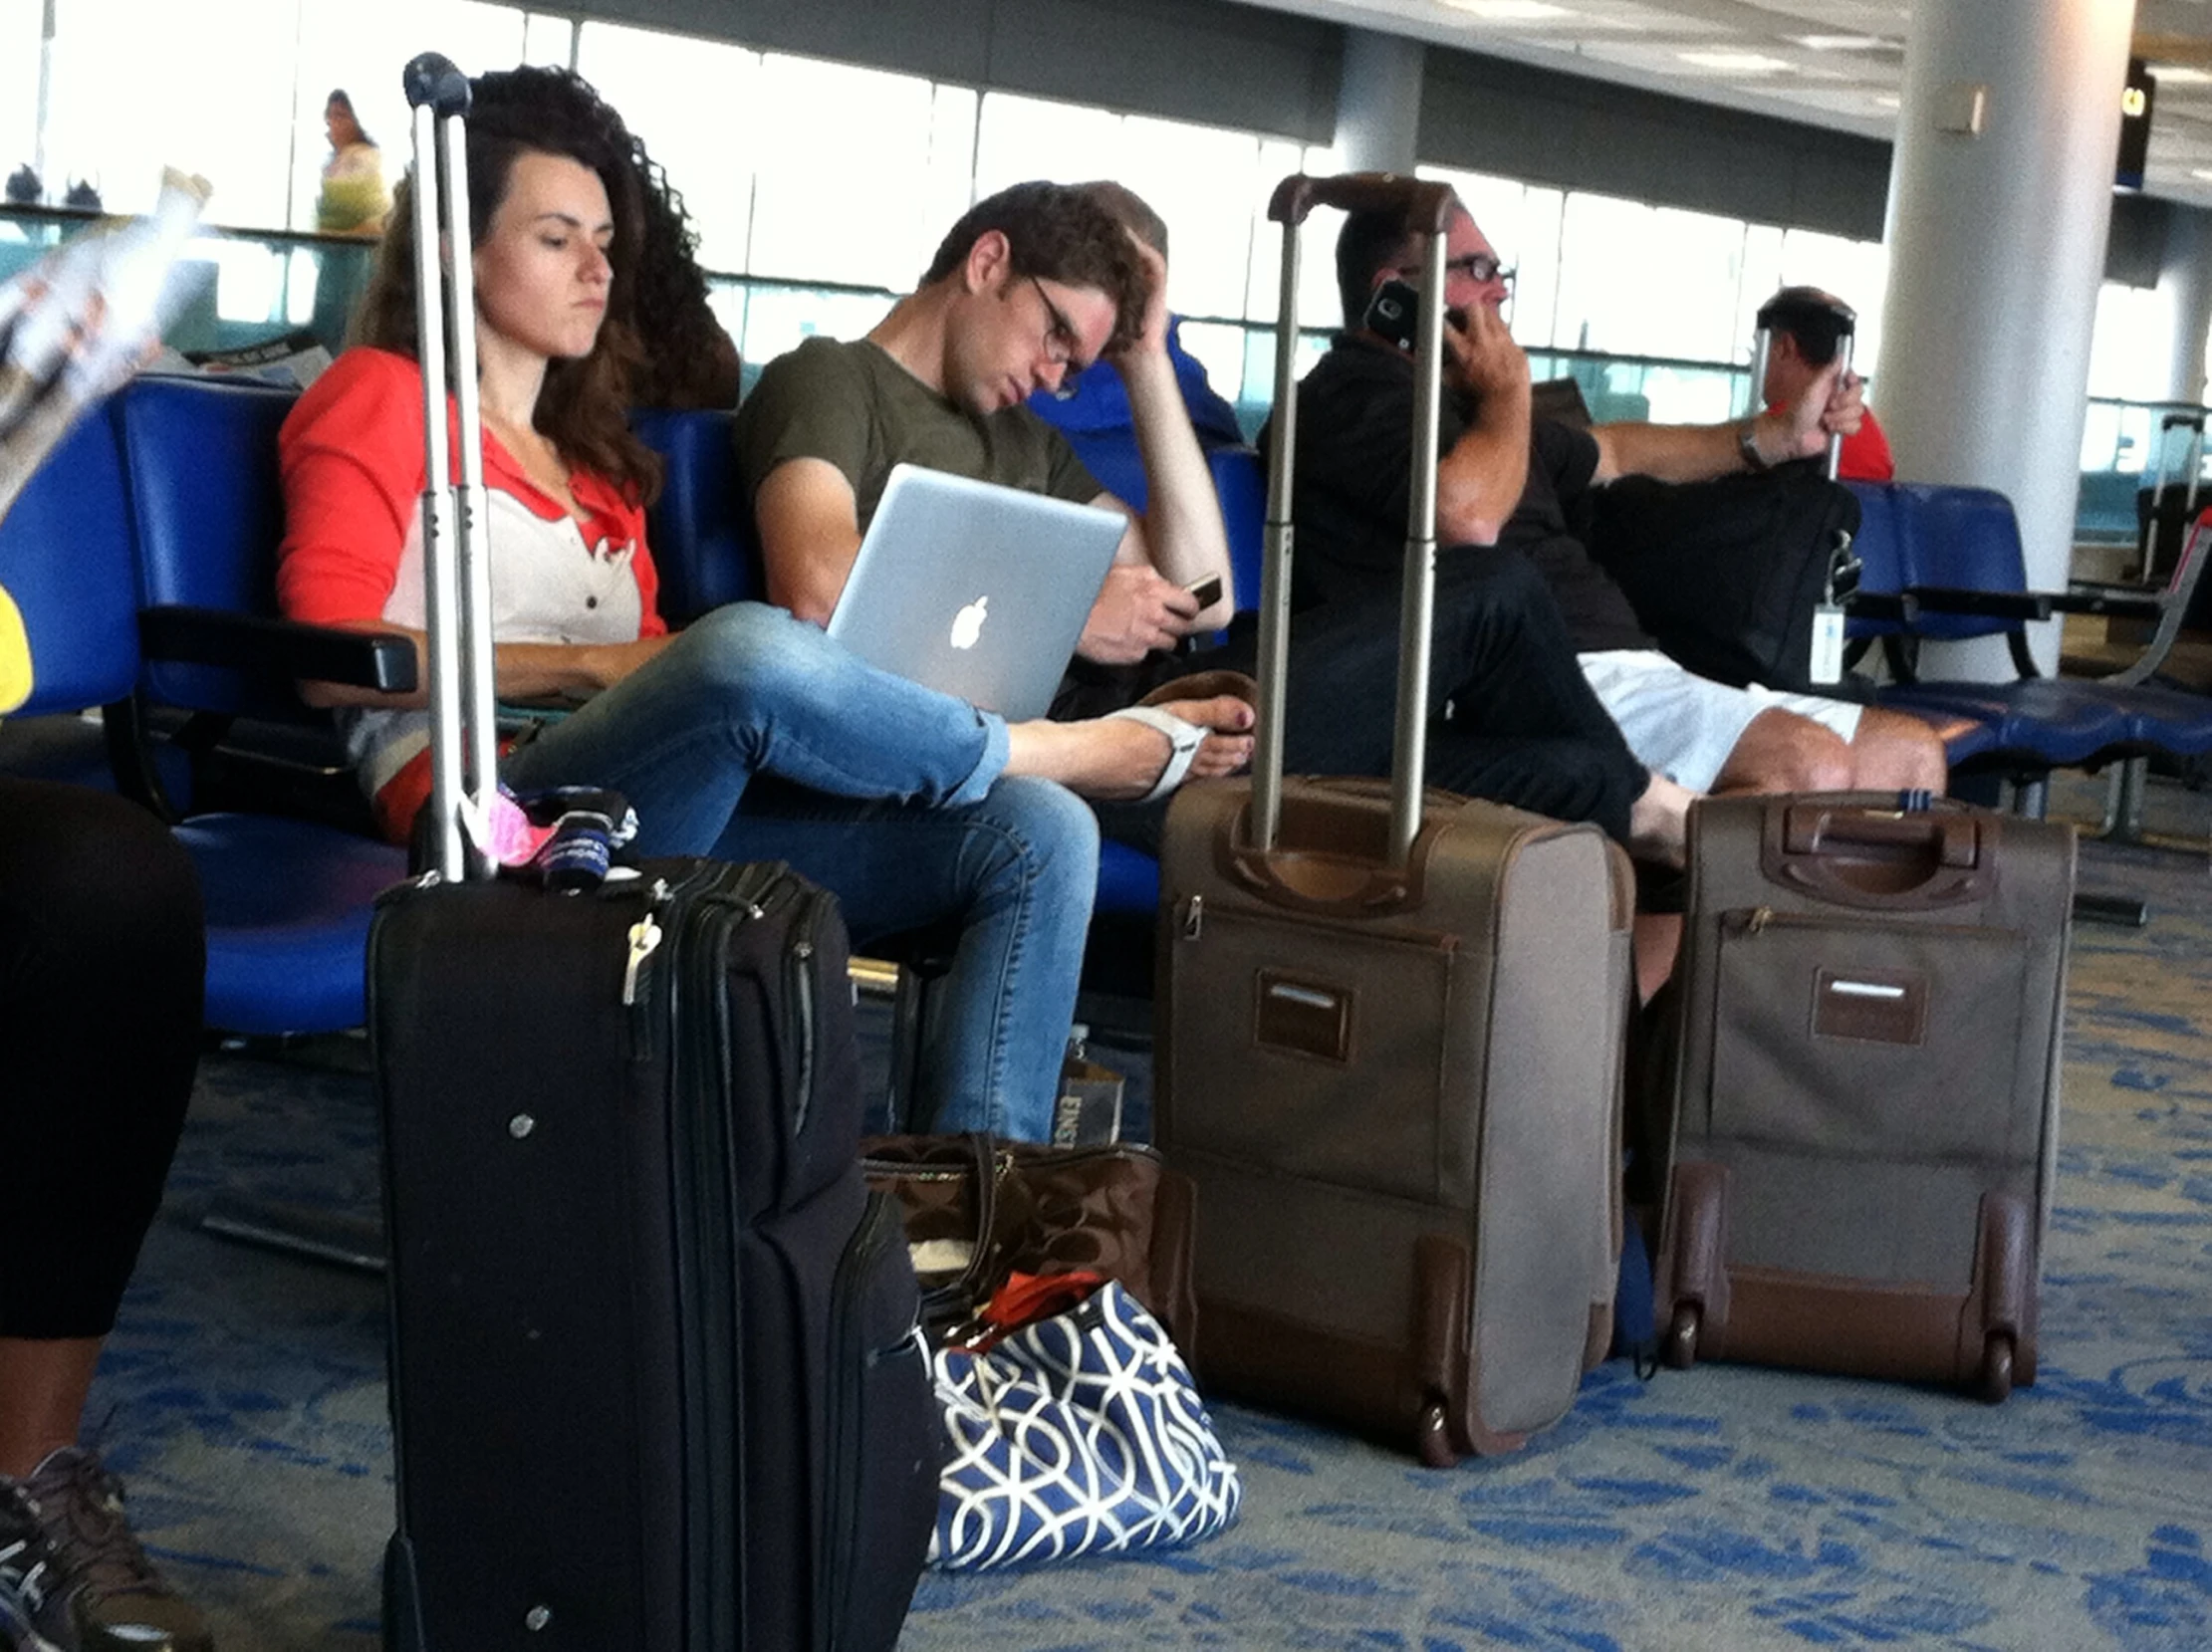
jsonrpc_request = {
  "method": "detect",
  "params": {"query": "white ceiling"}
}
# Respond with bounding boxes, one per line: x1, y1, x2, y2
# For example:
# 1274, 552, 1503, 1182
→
1239, 0, 2212, 211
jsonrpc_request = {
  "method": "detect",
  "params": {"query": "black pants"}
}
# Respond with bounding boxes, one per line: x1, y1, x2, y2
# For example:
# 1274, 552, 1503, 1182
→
0, 781, 202, 1339
1087, 550, 1647, 851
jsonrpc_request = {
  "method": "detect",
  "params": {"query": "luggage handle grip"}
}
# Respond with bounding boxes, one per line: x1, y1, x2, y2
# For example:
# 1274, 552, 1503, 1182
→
1762, 799, 1995, 909
1782, 805, 1978, 866
1268, 172, 1457, 231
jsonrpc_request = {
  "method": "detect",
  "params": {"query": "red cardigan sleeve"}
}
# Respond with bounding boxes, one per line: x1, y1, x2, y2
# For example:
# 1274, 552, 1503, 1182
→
276, 349, 427, 627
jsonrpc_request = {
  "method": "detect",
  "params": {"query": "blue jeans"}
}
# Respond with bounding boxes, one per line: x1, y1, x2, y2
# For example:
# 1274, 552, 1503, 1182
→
501, 603, 1098, 1139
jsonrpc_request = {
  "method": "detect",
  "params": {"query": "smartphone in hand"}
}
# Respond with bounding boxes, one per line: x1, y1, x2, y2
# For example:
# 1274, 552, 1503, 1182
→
1183, 573, 1223, 609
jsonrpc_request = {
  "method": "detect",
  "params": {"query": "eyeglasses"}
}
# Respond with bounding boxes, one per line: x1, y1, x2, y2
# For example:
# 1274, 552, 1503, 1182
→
1400, 252, 1515, 286
1025, 274, 1085, 369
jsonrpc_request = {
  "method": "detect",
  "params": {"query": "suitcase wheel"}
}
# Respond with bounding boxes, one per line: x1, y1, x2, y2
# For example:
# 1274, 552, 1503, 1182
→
1415, 1398, 1458, 1469
1662, 1303, 1700, 1371
1975, 1333, 2015, 1404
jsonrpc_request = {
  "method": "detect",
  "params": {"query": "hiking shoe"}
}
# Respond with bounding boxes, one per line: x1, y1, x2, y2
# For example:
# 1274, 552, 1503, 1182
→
0, 1481, 60, 1652
13, 1448, 211, 1652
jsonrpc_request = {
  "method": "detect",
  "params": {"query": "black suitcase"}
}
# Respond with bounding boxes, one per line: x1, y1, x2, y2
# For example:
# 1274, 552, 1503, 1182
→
372, 59, 936, 1652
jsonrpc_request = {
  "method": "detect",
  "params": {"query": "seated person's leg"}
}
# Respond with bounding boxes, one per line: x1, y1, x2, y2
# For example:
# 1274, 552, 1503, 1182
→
1842, 707, 1950, 794
1710, 706, 1857, 796
0, 779, 210, 1651
501, 602, 1254, 840
715, 777, 1101, 1142
501, 603, 1011, 844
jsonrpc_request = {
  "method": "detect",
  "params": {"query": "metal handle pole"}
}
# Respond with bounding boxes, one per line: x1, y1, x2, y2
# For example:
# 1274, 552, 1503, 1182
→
1250, 215, 1303, 853
1387, 231, 1447, 864
408, 98, 466, 882
1827, 333, 1854, 482
435, 107, 498, 872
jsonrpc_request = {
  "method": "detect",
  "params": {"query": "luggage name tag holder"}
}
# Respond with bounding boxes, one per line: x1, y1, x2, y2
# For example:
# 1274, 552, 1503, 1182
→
1810, 533, 1858, 686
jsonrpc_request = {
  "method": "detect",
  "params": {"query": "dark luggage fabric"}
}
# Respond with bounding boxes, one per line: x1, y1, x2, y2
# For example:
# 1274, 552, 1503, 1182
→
1154, 172, 1632, 1468
1584, 461, 1859, 693
374, 858, 939, 1651
1652, 793, 2074, 1401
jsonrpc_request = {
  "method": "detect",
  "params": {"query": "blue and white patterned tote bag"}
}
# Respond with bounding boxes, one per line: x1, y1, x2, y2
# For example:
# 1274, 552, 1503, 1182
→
929, 1281, 1242, 1569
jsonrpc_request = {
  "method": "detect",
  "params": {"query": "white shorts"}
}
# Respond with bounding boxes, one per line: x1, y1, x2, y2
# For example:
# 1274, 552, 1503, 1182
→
1580, 648, 1864, 794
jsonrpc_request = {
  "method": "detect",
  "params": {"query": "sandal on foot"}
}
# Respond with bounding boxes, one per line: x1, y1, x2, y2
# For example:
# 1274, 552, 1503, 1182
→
1138, 668, 1259, 710
1105, 703, 1208, 804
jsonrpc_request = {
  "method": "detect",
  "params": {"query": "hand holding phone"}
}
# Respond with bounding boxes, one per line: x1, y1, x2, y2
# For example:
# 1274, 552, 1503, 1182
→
1183, 573, 1223, 609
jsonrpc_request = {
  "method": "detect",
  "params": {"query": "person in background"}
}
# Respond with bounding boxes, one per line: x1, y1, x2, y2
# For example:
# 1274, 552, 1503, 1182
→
469, 66, 741, 409
314, 91, 389, 238
1757, 286, 1894, 481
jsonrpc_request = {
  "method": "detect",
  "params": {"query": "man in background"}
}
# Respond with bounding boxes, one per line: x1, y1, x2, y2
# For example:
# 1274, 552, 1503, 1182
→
1758, 286, 1894, 482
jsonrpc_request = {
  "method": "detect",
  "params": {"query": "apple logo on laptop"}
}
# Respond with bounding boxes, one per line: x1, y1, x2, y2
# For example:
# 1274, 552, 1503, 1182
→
949, 594, 988, 651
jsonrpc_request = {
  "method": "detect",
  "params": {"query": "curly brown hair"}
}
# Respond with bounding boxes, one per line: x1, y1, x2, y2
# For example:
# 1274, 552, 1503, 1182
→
470, 66, 737, 408
920, 181, 1151, 355
353, 93, 661, 502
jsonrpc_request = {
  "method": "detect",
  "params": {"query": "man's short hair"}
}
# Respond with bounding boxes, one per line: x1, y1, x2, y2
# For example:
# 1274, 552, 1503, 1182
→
1078, 180, 1167, 260
1336, 206, 1417, 331
921, 180, 1150, 354
1756, 287, 1855, 367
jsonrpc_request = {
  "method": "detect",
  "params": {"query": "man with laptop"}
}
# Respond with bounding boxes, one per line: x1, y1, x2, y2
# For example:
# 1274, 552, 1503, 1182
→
736, 180, 1690, 863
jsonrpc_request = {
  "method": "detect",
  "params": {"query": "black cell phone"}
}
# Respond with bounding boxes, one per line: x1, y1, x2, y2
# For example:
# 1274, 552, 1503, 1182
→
1363, 279, 1421, 354
1183, 574, 1223, 608
1363, 279, 1469, 355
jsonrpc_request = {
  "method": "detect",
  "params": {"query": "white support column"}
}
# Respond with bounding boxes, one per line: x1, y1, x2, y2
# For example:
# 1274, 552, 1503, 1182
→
1873, 0, 2137, 675
2157, 205, 2212, 406
1336, 28, 1425, 176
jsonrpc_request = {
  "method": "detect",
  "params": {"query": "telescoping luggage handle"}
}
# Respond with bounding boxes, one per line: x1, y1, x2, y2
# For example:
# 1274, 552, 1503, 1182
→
403, 52, 500, 883
1255, 172, 1457, 869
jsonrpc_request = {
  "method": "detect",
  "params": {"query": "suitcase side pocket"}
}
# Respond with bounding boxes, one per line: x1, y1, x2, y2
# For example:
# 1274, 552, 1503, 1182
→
821, 1190, 937, 1652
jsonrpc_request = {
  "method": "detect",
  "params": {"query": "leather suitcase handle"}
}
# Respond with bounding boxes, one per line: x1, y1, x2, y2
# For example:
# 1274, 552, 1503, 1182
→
1268, 171, 1457, 231
1760, 795, 1996, 909
1782, 804, 1978, 865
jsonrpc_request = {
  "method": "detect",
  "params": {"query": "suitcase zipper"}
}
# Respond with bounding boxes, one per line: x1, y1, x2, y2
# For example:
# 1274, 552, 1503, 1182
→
783, 885, 830, 1139
819, 1190, 918, 1652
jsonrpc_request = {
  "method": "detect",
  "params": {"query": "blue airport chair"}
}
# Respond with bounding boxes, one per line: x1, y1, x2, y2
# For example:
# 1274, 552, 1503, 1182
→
1842, 480, 2212, 925
109, 375, 413, 1037
631, 406, 759, 622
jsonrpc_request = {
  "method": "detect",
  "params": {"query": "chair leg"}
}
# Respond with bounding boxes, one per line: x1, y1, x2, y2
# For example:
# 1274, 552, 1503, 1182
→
2100, 758, 2151, 845
848, 954, 924, 1134
200, 1199, 385, 1275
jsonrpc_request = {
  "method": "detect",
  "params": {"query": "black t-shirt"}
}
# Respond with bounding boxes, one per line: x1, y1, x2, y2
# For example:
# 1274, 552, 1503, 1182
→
1276, 335, 1649, 652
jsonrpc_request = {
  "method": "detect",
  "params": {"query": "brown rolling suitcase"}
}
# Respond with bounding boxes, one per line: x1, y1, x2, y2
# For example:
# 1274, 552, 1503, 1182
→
1153, 172, 1634, 1466
1653, 792, 2074, 1401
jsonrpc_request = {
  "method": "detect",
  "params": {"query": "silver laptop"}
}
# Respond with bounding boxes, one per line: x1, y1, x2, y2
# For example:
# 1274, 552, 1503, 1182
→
826, 463, 1126, 720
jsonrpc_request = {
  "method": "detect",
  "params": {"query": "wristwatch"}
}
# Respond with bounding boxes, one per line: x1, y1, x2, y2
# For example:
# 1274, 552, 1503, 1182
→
1737, 420, 1770, 473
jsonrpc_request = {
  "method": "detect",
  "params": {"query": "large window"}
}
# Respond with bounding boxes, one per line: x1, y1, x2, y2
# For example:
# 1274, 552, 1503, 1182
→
0, 0, 42, 197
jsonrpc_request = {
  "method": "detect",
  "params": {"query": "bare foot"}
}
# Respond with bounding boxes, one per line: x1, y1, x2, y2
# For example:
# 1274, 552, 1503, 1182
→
1005, 695, 1255, 801
1628, 772, 1694, 869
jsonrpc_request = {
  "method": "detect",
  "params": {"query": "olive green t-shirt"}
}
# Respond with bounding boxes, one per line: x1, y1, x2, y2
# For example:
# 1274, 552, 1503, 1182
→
733, 337, 1101, 527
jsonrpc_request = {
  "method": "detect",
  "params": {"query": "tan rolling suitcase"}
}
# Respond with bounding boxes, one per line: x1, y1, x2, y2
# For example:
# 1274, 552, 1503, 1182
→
1653, 793, 2074, 1400
1153, 172, 1634, 1465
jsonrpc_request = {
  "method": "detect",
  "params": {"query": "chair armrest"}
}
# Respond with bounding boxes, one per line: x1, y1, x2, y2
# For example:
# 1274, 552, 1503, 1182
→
1901, 586, 2054, 622
1841, 591, 1919, 623
138, 605, 418, 693
2053, 587, 2166, 621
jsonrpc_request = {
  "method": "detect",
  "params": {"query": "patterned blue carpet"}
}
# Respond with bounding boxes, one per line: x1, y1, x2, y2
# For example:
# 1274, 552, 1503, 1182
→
91, 777, 2212, 1651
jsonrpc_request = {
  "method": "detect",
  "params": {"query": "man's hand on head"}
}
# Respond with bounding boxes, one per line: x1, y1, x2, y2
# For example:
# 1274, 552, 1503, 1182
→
1107, 234, 1171, 368
1078, 563, 1201, 664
